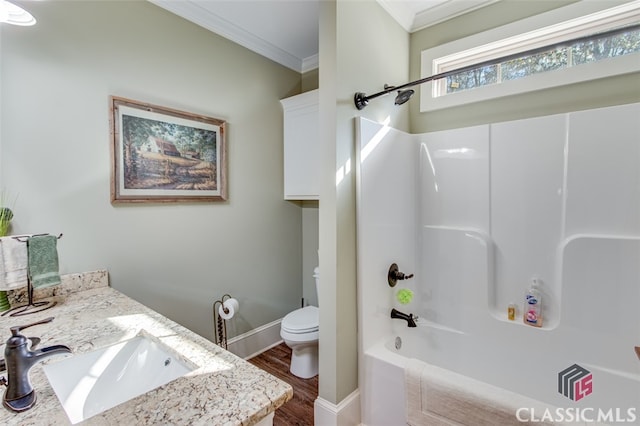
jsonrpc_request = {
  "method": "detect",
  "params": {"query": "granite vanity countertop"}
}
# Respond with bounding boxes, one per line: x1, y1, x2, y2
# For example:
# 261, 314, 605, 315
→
0, 270, 293, 425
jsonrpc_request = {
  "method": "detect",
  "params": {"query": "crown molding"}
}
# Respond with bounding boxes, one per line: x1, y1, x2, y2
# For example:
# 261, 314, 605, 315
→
149, 0, 305, 73
377, 0, 499, 33
412, 0, 500, 32
376, 0, 415, 32
151, 0, 498, 74
302, 54, 319, 73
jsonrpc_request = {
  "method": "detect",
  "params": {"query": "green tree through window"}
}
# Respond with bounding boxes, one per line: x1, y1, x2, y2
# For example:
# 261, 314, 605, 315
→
445, 28, 640, 94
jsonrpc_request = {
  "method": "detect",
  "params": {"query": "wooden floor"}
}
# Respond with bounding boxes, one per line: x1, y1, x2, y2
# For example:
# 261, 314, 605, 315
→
248, 343, 318, 426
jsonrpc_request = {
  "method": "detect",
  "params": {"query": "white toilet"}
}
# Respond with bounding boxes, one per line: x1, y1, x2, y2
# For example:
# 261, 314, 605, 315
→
280, 267, 319, 379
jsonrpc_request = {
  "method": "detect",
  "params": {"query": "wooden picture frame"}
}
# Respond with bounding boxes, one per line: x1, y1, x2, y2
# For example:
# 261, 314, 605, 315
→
110, 96, 227, 203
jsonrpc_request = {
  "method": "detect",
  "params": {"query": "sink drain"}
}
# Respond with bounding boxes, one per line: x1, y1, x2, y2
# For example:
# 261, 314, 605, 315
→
164, 358, 171, 367
395, 336, 402, 350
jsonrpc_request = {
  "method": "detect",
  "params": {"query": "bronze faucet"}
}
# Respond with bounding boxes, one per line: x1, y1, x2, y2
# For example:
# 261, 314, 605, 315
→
391, 308, 417, 327
0, 317, 71, 412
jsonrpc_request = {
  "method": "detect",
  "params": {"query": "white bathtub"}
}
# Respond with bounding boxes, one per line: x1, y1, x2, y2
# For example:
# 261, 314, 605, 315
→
356, 107, 640, 426
360, 320, 640, 426
360, 337, 407, 426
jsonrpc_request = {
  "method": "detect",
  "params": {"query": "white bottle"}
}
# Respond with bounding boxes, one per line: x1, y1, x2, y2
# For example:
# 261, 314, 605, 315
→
523, 278, 542, 327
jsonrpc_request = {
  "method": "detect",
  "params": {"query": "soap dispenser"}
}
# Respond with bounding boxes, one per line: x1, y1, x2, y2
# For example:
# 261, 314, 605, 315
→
523, 278, 542, 327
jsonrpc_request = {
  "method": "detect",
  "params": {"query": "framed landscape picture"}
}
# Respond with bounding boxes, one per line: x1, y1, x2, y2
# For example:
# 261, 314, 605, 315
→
110, 96, 227, 203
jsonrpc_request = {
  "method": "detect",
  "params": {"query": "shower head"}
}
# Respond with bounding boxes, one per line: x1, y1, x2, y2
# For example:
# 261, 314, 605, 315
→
394, 89, 414, 106
354, 85, 415, 111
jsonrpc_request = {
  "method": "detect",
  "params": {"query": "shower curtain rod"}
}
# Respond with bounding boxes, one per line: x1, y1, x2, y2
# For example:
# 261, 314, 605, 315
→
354, 22, 640, 110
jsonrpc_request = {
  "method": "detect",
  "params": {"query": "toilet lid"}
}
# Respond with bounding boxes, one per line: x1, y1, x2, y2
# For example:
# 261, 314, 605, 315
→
282, 306, 319, 333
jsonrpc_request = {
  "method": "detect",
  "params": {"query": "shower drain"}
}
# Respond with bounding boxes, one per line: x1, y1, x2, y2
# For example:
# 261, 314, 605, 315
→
394, 336, 402, 350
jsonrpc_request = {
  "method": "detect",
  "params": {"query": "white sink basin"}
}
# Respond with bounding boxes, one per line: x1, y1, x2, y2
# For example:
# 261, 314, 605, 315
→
42, 333, 195, 424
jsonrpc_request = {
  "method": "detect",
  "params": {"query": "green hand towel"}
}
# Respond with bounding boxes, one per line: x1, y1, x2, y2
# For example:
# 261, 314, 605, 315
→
27, 235, 60, 289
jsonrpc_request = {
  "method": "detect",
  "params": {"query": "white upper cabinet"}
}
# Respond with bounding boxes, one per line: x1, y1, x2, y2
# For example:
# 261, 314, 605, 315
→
280, 89, 319, 200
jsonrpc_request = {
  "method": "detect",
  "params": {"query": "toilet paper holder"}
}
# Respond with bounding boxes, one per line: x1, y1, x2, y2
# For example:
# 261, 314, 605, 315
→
213, 294, 236, 349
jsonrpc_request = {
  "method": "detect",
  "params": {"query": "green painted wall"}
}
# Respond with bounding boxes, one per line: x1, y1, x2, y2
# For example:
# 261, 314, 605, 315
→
0, 0, 304, 342
302, 68, 319, 91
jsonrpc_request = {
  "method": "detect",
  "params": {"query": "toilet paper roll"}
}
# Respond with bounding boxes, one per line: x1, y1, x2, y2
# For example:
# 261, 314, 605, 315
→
219, 298, 239, 320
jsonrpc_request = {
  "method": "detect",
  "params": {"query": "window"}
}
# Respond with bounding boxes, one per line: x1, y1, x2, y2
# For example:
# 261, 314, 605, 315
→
420, 1, 640, 111
443, 27, 640, 95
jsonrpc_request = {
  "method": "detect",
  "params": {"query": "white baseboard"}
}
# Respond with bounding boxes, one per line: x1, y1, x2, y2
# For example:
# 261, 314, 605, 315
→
227, 318, 284, 360
314, 390, 361, 426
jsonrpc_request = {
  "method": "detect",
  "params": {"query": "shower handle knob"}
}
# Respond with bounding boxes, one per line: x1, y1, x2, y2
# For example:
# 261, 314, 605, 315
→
388, 263, 414, 287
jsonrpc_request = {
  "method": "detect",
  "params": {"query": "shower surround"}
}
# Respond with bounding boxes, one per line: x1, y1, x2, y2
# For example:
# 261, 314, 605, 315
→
356, 103, 640, 425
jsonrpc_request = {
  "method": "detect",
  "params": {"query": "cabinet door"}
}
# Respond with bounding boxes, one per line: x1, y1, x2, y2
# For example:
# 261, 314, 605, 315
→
281, 90, 319, 200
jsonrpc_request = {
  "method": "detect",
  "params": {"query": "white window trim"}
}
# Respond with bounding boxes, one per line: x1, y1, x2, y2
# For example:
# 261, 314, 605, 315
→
420, 0, 640, 112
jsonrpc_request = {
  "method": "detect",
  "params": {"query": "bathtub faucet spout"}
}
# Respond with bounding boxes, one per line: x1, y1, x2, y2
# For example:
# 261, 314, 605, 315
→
390, 308, 417, 327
